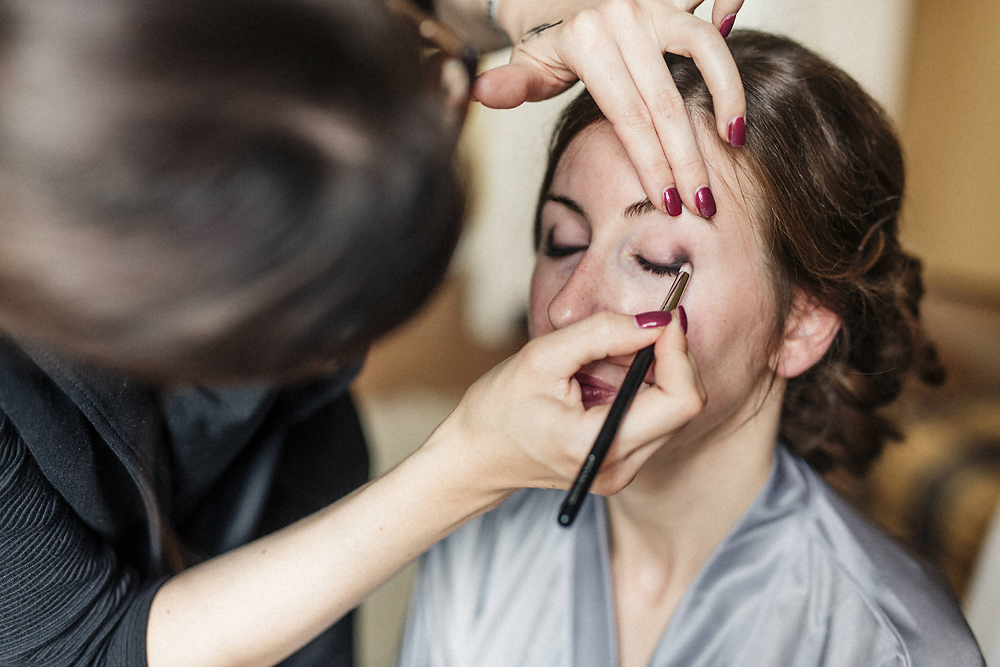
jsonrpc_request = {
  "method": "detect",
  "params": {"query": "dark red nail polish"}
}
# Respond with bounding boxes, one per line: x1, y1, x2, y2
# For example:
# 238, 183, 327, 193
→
636, 311, 672, 329
728, 116, 745, 147
678, 305, 688, 334
720, 13, 737, 38
663, 187, 682, 217
695, 186, 716, 218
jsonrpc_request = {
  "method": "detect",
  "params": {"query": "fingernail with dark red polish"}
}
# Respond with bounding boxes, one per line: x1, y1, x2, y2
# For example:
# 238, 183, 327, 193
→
695, 186, 716, 218
663, 187, 682, 217
728, 116, 745, 147
678, 305, 688, 334
636, 311, 672, 329
720, 13, 737, 38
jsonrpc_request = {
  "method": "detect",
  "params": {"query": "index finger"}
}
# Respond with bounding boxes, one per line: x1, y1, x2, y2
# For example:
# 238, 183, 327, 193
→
525, 311, 667, 381
711, 1, 746, 37
657, 13, 747, 150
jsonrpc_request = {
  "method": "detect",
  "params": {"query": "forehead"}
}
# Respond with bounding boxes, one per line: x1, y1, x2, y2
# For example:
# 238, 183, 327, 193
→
552, 122, 631, 195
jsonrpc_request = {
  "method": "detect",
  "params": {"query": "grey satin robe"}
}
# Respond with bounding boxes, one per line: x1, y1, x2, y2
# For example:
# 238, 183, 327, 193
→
399, 446, 984, 666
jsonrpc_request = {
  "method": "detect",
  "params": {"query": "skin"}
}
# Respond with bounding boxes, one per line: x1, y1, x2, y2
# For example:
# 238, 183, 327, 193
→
530, 121, 840, 667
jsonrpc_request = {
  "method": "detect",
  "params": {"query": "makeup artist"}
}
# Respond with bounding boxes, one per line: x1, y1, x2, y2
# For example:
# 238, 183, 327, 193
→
0, 0, 744, 666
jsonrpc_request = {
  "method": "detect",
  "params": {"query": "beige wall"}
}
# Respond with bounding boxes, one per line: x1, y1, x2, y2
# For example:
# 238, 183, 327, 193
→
900, 0, 1000, 294
894, 0, 1000, 391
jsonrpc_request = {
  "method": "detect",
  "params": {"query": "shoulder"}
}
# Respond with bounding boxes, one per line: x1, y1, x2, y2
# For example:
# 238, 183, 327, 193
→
780, 449, 984, 665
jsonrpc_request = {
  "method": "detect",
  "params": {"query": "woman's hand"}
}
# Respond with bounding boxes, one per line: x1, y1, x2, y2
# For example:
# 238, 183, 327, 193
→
473, 0, 747, 217
431, 310, 706, 501
147, 310, 703, 667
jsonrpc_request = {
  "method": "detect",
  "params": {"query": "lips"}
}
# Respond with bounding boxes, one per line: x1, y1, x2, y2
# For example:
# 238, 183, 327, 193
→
574, 371, 620, 409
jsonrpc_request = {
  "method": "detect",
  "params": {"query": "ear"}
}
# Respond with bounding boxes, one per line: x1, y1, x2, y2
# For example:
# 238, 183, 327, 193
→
772, 290, 842, 379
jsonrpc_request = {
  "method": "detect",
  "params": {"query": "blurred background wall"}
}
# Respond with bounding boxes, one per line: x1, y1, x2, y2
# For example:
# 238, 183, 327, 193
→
353, 1, 1000, 664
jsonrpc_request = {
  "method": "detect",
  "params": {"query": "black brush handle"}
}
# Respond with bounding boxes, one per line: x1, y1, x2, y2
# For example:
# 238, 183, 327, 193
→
557, 344, 655, 527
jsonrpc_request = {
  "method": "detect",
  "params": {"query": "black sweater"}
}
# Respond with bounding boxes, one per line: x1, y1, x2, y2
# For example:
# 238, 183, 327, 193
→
0, 337, 369, 666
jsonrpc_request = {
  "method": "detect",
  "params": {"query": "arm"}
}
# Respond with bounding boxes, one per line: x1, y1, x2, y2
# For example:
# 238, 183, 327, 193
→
147, 311, 704, 667
435, 0, 748, 217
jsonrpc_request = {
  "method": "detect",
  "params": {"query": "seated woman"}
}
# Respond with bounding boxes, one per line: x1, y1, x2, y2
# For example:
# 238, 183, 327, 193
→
398, 31, 984, 667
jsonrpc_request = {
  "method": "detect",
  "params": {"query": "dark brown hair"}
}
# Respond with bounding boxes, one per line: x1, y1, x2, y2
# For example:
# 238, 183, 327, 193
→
0, 0, 462, 382
536, 31, 944, 475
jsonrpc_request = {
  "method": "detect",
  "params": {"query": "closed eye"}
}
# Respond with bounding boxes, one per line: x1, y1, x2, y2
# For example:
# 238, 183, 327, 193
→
637, 256, 684, 277
544, 227, 587, 258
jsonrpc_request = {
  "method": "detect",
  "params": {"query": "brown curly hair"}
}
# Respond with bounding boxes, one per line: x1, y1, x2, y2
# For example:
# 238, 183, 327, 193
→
535, 30, 944, 476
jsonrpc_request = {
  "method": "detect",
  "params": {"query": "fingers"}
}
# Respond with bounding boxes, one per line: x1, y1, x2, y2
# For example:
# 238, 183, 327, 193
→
478, 1, 748, 217
618, 311, 704, 445
450, 311, 677, 493
460, 309, 701, 495
540, 5, 745, 218
522, 310, 666, 383
609, 8, 710, 216
657, 11, 747, 157
473, 63, 550, 109
711, 1, 745, 37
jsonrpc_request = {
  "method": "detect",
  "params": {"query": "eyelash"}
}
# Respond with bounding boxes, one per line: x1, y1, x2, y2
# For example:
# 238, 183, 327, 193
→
636, 256, 683, 277
543, 228, 686, 277
543, 228, 586, 259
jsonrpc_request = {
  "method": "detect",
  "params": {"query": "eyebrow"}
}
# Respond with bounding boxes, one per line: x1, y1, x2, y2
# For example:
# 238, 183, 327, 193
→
547, 195, 585, 217
623, 198, 656, 219
546, 195, 656, 220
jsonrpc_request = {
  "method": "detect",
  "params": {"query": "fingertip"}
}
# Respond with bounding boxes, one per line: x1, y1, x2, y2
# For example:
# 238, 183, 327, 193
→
695, 186, 716, 219
719, 13, 737, 38
727, 116, 745, 147
636, 311, 672, 329
663, 186, 682, 217
473, 65, 531, 109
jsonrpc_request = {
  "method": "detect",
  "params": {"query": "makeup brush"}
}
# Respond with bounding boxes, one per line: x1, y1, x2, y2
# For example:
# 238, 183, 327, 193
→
558, 263, 692, 527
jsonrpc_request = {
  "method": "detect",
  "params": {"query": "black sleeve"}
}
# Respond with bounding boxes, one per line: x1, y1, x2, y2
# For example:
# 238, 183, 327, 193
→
0, 416, 165, 666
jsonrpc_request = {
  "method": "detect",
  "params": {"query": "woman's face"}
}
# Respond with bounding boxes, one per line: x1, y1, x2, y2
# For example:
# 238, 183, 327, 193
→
529, 121, 780, 444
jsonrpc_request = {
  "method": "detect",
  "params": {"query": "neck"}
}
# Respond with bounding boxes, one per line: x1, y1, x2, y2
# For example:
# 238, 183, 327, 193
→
606, 379, 784, 590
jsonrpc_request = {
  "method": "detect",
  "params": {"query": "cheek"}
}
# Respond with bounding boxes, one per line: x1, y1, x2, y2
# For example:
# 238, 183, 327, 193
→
684, 281, 777, 403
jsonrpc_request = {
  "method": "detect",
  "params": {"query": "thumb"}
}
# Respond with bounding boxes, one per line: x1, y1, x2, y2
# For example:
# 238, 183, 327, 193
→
473, 60, 576, 108
472, 63, 532, 108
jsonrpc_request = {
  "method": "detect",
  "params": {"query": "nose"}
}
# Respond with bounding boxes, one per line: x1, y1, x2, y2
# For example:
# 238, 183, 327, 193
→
546, 254, 606, 330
